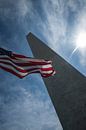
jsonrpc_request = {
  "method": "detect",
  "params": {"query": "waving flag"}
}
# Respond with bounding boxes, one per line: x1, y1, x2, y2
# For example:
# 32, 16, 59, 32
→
0, 48, 56, 78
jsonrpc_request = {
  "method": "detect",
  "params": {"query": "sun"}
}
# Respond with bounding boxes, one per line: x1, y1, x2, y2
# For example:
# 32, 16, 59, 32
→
75, 31, 86, 49
70, 30, 86, 58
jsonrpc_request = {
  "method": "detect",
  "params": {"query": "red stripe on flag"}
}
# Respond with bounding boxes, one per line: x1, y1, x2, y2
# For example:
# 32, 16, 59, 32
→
0, 65, 23, 78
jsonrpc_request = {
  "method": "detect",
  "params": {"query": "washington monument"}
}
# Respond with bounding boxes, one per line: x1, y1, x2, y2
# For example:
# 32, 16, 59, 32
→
27, 32, 86, 130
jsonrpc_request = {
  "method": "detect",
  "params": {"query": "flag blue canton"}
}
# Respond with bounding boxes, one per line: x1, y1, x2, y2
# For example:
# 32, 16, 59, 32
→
0, 48, 12, 57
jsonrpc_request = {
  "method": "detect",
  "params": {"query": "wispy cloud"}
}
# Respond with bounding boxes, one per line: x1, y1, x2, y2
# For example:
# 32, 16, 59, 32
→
0, 84, 62, 130
41, 0, 67, 53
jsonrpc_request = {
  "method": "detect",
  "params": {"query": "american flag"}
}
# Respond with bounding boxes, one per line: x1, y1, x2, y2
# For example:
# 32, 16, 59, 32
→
0, 48, 56, 78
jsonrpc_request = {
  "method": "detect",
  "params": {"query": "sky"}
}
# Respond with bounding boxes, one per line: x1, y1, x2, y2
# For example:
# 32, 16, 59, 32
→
0, 0, 86, 130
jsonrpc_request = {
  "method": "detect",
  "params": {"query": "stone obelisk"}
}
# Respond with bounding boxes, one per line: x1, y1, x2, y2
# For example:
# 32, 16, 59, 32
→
27, 32, 86, 130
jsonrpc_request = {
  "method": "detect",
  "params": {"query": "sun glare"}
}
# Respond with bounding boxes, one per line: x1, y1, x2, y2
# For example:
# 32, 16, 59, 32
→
70, 30, 86, 58
75, 31, 86, 49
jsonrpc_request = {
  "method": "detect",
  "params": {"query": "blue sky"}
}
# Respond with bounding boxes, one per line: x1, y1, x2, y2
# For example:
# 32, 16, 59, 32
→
0, 0, 86, 130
